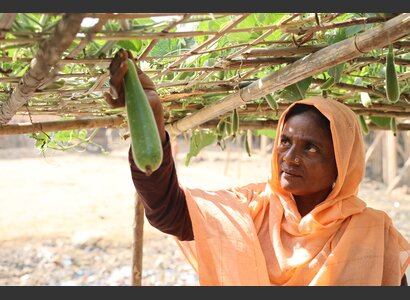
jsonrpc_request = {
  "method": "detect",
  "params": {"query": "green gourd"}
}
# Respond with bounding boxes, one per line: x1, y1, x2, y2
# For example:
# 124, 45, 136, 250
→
385, 44, 400, 103
390, 117, 397, 137
124, 58, 163, 176
359, 115, 369, 135
232, 108, 239, 137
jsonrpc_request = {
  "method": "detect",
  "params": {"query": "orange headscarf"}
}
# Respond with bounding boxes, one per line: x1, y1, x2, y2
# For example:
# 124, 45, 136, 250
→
176, 97, 410, 286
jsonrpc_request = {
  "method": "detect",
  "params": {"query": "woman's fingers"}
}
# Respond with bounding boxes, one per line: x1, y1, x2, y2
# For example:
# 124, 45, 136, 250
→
109, 49, 128, 75
108, 60, 128, 95
105, 48, 157, 108
107, 50, 129, 105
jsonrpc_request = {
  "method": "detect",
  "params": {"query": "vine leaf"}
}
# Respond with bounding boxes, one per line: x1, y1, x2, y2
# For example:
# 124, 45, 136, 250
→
280, 77, 312, 101
185, 129, 216, 166
370, 116, 391, 128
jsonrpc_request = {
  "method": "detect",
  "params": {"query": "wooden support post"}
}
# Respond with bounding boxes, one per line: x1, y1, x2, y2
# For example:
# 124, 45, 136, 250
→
131, 193, 145, 286
247, 129, 253, 156
365, 131, 383, 164
236, 135, 243, 177
260, 135, 268, 157
382, 131, 397, 185
223, 142, 232, 176
386, 157, 410, 194
365, 132, 383, 181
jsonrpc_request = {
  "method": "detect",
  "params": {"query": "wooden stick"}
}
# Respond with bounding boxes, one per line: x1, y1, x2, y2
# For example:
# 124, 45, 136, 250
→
131, 193, 145, 286
0, 113, 409, 136
0, 115, 126, 135
283, 16, 389, 35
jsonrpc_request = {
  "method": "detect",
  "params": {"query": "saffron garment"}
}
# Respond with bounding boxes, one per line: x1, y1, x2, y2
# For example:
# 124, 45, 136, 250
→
129, 97, 410, 286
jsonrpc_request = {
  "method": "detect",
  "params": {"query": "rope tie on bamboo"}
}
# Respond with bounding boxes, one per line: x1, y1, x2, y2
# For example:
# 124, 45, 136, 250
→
232, 83, 247, 105
353, 35, 368, 54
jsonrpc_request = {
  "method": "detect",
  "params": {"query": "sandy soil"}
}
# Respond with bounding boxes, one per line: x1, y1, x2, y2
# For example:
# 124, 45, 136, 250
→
0, 136, 409, 285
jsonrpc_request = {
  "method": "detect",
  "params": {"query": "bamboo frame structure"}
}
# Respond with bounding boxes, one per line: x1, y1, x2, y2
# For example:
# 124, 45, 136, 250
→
165, 13, 410, 136
0, 14, 85, 124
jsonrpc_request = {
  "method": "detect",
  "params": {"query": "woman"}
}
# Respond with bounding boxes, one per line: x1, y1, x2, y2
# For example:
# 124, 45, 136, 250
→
105, 49, 410, 286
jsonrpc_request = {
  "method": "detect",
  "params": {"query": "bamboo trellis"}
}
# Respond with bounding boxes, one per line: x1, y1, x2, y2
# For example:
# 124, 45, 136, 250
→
0, 13, 410, 286
0, 13, 409, 135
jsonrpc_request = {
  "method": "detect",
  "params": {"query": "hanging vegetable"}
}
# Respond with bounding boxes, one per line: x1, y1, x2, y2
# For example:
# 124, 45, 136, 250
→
124, 58, 163, 176
385, 44, 400, 103
359, 115, 369, 135
390, 117, 397, 137
232, 108, 239, 138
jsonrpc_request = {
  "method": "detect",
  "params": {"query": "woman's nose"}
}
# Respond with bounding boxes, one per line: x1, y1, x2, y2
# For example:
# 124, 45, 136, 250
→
283, 146, 300, 165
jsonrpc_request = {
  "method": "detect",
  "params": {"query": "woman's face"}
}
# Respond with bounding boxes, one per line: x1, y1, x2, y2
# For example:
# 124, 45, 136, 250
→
277, 110, 338, 201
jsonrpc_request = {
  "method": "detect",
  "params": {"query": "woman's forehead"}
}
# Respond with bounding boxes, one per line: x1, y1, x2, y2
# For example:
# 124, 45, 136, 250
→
282, 111, 333, 141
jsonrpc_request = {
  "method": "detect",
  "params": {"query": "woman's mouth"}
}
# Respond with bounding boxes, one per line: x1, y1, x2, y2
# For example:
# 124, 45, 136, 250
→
281, 167, 302, 177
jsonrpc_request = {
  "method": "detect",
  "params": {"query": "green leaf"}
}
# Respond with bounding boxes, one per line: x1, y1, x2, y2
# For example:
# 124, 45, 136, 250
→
345, 24, 372, 37
358, 115, 369, 135
328, 63, 344, 83
117, 40, 142, 53
280, 77, 312, 101
151, 38, 179, 56
370, 116, 391, 128
185, 130, 216, 166
320, 77, 335, 90
324, 28, 347, 44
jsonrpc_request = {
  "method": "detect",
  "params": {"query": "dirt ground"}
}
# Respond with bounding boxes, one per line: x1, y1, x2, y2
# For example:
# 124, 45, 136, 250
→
0, 135, 409, 286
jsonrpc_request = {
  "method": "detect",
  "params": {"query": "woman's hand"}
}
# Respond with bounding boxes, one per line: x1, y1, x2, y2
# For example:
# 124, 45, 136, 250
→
104, 49, 166, 144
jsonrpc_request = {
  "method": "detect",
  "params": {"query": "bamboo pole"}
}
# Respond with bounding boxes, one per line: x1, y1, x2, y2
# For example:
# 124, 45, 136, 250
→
85, 13, 241, 20
243, 45, 326, 58
0, 22, 305, 45
0, 55, 407, 74
132, 193, 145, 286
284, 16, 390, 35
0, 114, 409, 136
225, 56, 410, 67
0, 14, 85, 125
165, 13, 410, 137
196, 119, 410, 131
0, 115, 126, 135
243, 41, 410, 58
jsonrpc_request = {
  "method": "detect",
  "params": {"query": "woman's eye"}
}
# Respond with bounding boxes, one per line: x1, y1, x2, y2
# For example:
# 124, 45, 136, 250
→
280, 138, 290, 146
306, 144, 317, 153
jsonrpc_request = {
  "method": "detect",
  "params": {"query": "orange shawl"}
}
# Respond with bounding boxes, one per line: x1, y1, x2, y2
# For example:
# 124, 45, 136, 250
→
176, 97, 410, 286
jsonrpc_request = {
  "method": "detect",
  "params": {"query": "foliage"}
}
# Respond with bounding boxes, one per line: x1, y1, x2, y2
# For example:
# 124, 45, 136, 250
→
0, 13, 408, 161
29, 129, 108, 154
